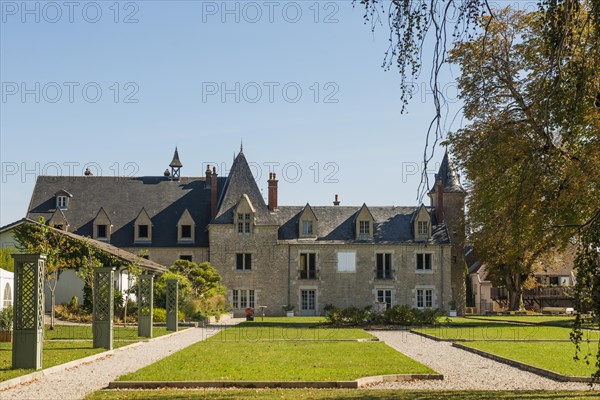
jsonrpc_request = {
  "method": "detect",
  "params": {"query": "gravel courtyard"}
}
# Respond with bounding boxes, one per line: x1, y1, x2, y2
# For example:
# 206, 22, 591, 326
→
369, 330, 598, 391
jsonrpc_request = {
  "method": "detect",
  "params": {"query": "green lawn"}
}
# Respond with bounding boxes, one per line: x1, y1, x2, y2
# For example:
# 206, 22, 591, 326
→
85, 389, 600, 400
465, 315, 575, 325
416, 324, 598, 341
44, 325, 172, 341
1, 326, 176, 382
463, 341, 598, 377
119, 317, 434, 382
216, 319, 373, 341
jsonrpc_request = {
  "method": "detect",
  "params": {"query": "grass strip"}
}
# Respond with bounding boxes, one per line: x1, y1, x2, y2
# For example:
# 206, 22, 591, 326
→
462, 341, 598, 377
85, 389, 600, 400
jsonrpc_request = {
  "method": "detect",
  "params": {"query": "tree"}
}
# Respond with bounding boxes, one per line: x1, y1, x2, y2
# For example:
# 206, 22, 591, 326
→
169, 260, 225, 298
446, 8, 599, 310
354, 0, 600, 193
572, 211, 600, 380
0, 247, 15, 272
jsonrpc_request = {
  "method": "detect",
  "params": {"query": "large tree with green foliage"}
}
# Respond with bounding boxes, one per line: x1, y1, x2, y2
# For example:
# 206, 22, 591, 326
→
356, 0, 600, 192
446, 7, 599, 310
169, 260, 225, 298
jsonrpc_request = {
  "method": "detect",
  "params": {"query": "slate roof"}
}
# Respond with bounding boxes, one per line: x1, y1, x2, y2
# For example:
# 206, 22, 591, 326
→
430, 150, 466, 194
275, 206, 450, 244
213, 151, 276, 225
27, 176, 226, 248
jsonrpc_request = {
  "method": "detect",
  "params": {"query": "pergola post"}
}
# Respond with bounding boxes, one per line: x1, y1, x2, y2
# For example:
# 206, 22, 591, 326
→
138, 273, 154, 337
166, 279, 178, 332
11, 253, 46, 370
93, 267, 115, 349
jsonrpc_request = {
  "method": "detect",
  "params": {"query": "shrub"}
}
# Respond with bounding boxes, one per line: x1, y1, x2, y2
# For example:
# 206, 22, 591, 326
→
153, 308, 167, 322
0, 305, 13, 331
68, 296, 78, 310
325, 304, 447, 326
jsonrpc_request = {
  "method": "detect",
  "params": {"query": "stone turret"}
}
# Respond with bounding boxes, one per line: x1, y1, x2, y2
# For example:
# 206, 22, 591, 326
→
428, 150, 467, 312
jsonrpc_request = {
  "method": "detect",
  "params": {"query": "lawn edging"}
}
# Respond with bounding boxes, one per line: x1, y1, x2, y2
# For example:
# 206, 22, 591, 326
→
107, 373, 444, 389
452, 342, 595, 383
0, 328, 190, 391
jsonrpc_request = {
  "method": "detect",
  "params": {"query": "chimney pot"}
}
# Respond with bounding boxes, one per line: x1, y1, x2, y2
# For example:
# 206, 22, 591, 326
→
333, 194, 340, 206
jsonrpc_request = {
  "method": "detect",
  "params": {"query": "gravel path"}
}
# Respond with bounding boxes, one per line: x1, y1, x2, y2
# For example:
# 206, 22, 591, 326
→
369, 330, 598, 390
1, 319, 244, 400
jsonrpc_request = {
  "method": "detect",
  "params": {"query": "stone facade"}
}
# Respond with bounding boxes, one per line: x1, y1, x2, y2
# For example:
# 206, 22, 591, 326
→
24, 148, 466, 316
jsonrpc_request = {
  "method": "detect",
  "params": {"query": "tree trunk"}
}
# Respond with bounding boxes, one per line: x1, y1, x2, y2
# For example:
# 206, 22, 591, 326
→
507, 273, 524, 311
50, 289, 56, 330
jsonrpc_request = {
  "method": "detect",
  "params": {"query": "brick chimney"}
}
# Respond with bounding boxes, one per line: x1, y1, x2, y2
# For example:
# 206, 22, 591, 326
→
205, 164, 212, 188
211, 166, 218, 219
268, 172, 278, 211
435, 177, 444, 223
333, 194, 340, 206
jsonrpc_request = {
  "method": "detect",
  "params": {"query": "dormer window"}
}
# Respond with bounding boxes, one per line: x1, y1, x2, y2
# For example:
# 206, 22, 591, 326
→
96, 225, 108, 239
354, 204, 374, 240
93, 207, 112, 242
302, 220, 313, 235
359, 220, 370, 235
413, 204, 432, 240
237, 213, 251, 235
177, 209, 196, 243
298, 203, 318, 238
134, 208, 152, 243
418, 221, 429, 235
138, 225, 149, 239
57, 196, 68, 209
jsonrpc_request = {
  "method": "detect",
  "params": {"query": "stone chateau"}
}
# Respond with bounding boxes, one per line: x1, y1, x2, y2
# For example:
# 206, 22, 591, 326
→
26, 147, 467, 316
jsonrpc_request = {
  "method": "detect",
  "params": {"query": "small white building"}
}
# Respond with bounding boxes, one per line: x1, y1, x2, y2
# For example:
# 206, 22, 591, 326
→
0, 268, 14, 309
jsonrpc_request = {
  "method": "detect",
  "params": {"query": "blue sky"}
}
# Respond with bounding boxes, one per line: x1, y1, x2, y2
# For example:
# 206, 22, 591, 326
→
0, 0, 465, 226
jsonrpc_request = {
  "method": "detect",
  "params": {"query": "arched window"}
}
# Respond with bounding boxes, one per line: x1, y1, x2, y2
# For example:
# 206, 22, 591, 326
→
3, 282, 12, 308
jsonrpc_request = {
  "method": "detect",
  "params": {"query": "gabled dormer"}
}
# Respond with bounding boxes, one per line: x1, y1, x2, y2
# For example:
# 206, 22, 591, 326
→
177, 208, 195, 243
235, 194, 255, 236
93, 207, 112, 242
55, 189, 73, 210
412, 204, 432, 241
134, 208, 152, 244
354, 203, 374, 240
48, 208, 69, 231
298, 203, 317, 238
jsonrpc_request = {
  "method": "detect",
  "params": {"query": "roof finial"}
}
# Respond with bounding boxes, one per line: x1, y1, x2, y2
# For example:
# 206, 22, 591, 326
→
240, 139, 243, 153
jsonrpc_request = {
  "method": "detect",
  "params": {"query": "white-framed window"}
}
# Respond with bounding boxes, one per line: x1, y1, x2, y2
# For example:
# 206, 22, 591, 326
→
337, 251, 356, 273
301, 289, 316, 311
232, 289, 255, 309
302, 220, 313, 236
416, 288, 434, 309
417, 221, 429, 235
237, 213, 251, 235
416, 253, 432, 271
359, 220, 370, 235
300, 253, 316, 279
56, 196, 68, 209
376, 253, 392, 279
376, 289, 392, 309
236, 253, 252, 271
